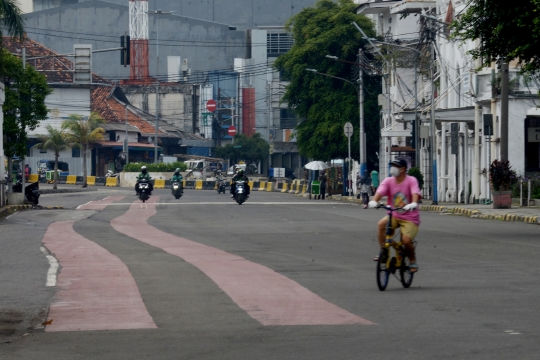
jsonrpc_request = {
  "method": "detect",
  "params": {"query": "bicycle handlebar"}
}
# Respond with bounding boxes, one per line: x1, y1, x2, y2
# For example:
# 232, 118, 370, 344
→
375, 203, 403, 211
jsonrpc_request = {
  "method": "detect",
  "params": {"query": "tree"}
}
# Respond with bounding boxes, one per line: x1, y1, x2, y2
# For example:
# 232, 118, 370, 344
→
451, 0, 540, 74
214, 133, 270, 171
34, 125, 70, 190
63, 113, 105, 187
273, 0, 381, 165
1, 49, 51, 187
0, 0, 24, 41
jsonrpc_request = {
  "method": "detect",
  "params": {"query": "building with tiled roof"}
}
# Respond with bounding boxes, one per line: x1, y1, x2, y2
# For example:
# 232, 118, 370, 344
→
3, 37, 211, 176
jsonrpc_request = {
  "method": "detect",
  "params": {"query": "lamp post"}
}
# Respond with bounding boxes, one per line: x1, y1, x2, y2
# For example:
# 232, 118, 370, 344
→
325, 55, 366, 177
148, 9, 174, 163
305, 68, 362, 166
367, 39, 421, 169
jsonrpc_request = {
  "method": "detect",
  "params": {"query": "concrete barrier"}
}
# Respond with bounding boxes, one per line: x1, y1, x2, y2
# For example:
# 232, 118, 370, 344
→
95, 177, 106, 186
195, 180, 203, 190
252, 182, 260, 190
154, 179, 166, 189
281, 182, 288, 193
87, 176, 96, 186
76, 176, 85, 185
258, 181, 266, 191
66, 175, 77, 185
58, 175, 67, 184
203, 181, 215, 190
105, 177, 118, 187
266, 182, 273, 192
185, 180, 195, 189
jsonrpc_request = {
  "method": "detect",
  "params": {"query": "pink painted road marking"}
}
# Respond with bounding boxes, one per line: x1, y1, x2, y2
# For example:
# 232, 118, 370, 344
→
43, 221, 157, 332
111, 197, 374, 326
77, 196, 126, 210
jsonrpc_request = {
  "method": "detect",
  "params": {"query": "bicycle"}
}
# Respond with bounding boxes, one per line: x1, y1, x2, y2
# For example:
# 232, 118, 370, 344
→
375, 204, 416, 291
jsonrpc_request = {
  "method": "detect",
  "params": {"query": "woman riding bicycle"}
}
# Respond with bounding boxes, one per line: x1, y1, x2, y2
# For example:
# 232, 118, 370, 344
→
369, 158, 421, 273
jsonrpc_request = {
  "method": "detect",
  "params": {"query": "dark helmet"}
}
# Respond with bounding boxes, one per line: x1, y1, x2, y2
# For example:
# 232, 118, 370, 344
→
237, 169, 244, 176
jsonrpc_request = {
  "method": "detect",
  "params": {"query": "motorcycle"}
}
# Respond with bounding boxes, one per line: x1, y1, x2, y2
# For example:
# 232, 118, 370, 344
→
137, 178, 150, 203
13, 180, 40, 206
171, 181, 183, 199
234, 180, 247, 205
216, 179, 227, 194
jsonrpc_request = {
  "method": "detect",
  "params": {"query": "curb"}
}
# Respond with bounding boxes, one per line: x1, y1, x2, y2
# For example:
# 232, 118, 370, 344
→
420, 205, 539, 225
0, 205, 34, 218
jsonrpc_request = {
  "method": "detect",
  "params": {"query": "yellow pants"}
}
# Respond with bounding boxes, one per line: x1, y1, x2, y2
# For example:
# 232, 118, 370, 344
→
382, 216, 419, 240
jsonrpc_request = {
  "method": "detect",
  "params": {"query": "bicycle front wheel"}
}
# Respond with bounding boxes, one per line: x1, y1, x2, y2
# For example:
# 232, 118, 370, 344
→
376, 249, 390, 291
399, 256, 414, 288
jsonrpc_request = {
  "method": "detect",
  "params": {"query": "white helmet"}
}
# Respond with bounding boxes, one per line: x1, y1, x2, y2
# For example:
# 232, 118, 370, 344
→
141, 166, 147, 170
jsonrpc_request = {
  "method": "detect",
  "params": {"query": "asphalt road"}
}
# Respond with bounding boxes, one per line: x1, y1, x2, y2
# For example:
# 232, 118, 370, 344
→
1, 188, 539, 359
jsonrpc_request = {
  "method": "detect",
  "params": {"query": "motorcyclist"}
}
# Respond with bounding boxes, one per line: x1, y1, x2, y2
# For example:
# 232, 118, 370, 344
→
170, 168, 184, 194
215, 170, 225, 181
230, 169, 250, 198
135, 165, 153, 196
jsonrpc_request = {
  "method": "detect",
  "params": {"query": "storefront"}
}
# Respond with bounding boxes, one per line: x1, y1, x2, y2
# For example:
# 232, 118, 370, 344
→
92, 141, 162, 176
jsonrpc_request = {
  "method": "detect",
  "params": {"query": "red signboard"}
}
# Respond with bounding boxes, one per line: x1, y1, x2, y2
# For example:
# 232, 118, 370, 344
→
206, 99, 216, 112
227, 126, 237, 136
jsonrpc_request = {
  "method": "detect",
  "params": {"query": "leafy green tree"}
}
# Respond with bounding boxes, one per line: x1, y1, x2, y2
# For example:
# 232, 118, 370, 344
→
34, 125, 70, 190
63, 112, 106, 187
1, 49, 51, 186
0, 0, 24, 41
451, 0, 540, 74
274, 0, 381, 165
214, 133, 270, 170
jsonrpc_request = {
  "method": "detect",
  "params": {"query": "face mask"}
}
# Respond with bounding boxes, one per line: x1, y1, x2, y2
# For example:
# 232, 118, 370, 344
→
389, 167, 400, 177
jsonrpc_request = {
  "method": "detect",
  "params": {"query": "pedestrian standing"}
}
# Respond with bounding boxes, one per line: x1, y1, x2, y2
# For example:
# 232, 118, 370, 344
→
359, 170, 372, 208
319, 171, 327, 200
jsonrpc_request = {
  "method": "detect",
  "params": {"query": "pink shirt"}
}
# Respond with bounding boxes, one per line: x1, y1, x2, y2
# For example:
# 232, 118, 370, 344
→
376, 175, 421, 226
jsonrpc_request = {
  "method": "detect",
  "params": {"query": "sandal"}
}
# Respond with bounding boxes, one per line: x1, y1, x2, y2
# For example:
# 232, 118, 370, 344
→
409, 263, 419, 273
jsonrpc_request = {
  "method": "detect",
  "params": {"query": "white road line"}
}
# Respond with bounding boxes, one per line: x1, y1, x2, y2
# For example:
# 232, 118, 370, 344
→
79, 202, 349, 206
45, 254, 59, 287
76, 201, 92, 210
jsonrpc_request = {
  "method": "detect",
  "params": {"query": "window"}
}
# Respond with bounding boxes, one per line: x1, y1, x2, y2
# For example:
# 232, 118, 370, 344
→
280, 109, 297, 129
267, 32, 293, 58
72, 147, 81, 158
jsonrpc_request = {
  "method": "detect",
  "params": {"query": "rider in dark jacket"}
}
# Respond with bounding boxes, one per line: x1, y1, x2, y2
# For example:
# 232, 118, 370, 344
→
135, 165, 153, 196
230, 169, 250, 198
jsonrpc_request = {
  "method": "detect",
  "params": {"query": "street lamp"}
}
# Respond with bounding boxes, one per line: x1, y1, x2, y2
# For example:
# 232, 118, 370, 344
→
306, 68, 360, 194
148, 9, 174, 163
366, 38, 421, 169
323, 55, 366, 176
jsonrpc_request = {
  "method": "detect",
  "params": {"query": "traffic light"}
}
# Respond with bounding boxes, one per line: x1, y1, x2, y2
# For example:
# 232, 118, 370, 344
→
120, 35, 130, 66
411, 120, 416, 149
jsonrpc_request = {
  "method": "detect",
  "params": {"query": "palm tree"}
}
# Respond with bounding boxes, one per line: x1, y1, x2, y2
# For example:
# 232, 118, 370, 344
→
0, 0, 25, 40
63, 112, 105, 187
34, 125, 70, 190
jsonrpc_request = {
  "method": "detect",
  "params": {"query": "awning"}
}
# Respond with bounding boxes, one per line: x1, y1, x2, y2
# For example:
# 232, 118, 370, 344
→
398, 106, 475, 124
95, 141, 162, 151
178, 139, 215, 147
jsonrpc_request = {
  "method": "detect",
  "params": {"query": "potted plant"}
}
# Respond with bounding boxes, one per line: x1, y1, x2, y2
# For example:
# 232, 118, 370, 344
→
489, 159, 517, 209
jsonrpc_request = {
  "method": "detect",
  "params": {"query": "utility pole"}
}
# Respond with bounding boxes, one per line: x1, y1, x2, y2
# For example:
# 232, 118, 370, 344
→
500, 62, 509, 161
358, 48, 366, 176
21, 48, 26, 193
430, 42, 438, 204
125, 105, 129, 165
0, 82, 5, 207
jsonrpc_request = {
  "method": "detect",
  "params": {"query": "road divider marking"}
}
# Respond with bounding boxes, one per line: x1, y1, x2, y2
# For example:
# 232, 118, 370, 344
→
45, 255, 59, 287
111, 197, 374, 326
42, 221, 157, 332
83, 202, 349, 206
76, 196, 126, 210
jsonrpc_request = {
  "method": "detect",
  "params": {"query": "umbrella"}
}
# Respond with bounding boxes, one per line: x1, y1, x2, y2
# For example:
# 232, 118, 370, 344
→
304, 161, 329, 170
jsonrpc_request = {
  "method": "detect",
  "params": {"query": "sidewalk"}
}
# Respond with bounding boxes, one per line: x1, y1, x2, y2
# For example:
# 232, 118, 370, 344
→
318, 194, 540, 225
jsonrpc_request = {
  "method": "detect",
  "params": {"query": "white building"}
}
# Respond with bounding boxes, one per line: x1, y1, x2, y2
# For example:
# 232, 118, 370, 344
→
356, 0, 539, 203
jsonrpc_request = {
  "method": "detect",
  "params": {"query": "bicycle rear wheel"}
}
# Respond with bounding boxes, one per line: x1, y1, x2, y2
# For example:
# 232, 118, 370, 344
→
399, 255, 414, 288
376, 249, 390, 291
